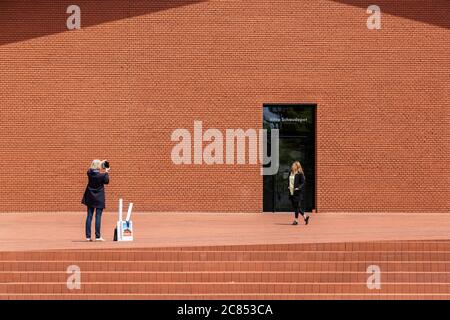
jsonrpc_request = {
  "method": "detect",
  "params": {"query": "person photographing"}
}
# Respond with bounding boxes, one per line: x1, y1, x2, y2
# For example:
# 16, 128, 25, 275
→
82, 159, 110, 241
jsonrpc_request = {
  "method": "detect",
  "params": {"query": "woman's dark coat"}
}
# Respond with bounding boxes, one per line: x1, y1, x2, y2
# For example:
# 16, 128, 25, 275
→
288, 172, 305, 202
81, 169, 109, 209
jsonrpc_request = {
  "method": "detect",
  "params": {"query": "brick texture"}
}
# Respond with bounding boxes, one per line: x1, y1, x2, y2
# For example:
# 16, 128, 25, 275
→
0, 0, 449, 212
2, 240, 450, 299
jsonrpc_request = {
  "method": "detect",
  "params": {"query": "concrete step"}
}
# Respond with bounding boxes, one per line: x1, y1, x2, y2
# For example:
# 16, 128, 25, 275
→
3, 250, 450, 261
1, 282, 450, 294
3, 293, 450, 300
1, 261, 450, 272
1, 271, 450, 283
76, 241, 450, 252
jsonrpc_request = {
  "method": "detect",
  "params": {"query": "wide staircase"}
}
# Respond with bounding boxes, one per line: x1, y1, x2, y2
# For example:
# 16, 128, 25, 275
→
1, 240, 450, 299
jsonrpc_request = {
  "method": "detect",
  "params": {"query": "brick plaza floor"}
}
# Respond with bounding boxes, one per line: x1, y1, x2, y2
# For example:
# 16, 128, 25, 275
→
1, 211, 449, 251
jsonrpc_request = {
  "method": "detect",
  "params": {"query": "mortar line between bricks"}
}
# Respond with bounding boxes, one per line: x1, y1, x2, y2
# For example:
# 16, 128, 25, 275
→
2, 260, 450, 263
0, 292, 450, 297
5, 250, 450, 253
2, 282, 450, 285
2, 271, 449, 274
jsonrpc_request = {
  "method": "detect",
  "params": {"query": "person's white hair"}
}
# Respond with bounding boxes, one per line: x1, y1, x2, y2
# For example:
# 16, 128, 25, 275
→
90, 159, 102, 170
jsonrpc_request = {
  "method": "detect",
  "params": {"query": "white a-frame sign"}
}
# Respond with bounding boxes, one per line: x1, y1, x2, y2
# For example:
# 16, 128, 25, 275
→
115, 198, 134, 241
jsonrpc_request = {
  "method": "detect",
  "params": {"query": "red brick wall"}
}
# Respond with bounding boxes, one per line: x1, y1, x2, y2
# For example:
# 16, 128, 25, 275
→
0, 0, 449, 212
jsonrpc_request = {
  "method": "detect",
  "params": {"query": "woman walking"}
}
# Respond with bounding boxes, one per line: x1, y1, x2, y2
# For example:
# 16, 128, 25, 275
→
288, 161, 309, 226
82, 159, 110, 241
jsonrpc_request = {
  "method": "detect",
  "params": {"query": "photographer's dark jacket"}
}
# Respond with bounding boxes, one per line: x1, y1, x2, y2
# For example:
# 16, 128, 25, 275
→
288, 172, 305, 202
81, 169, 109, 209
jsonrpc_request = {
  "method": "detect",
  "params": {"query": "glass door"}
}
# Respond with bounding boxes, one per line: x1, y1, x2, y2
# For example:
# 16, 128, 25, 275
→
263, 104, 316, 212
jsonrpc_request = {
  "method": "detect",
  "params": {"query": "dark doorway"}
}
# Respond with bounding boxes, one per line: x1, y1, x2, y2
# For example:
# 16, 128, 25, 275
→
263, 104, 316, 212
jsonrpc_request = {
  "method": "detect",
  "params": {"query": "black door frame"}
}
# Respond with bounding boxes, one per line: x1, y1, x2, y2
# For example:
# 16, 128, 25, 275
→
262, 103, 317, 213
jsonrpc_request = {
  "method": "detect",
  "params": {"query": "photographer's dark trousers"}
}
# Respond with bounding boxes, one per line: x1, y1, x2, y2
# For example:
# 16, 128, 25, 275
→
86, 207, 103, 239
291, 199, 305, 219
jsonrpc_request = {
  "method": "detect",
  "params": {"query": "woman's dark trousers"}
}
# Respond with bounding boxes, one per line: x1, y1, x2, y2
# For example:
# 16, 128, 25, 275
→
86, 207, 103, 239
291, 199, 305, 219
